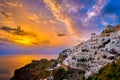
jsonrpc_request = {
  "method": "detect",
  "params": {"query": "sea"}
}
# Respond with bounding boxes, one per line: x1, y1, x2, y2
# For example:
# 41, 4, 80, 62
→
0, 54, 57, 80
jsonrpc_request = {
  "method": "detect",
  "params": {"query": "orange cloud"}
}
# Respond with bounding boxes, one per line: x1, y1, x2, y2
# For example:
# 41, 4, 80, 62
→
4, 0, 23, 8
25, 12, 40, 23
0, 0, 79, 47
43, 0, 81, 37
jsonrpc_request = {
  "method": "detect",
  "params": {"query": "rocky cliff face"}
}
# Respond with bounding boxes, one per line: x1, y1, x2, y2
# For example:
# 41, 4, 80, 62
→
10, 59, 57, 80
101, 25, 120, 37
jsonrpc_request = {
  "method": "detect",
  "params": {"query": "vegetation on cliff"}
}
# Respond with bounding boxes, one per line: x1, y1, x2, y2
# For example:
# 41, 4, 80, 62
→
87, 60, 120, 80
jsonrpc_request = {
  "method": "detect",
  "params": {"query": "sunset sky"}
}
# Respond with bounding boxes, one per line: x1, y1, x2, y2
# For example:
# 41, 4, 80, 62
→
0, 0, 120, 55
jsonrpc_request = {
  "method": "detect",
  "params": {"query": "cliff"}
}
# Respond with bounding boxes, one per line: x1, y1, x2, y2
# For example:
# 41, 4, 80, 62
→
10, 59, 57, 80
101, 25, 120, 37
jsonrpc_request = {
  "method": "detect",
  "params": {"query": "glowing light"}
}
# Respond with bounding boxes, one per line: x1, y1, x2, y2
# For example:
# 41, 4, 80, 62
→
13, 37, 33, 45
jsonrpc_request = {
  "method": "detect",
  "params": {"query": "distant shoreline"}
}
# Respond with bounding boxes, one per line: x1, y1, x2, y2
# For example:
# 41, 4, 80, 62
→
0, 54, 58, 80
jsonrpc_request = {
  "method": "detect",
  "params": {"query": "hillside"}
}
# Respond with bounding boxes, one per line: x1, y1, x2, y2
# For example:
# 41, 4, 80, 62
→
10, 25, 120, 80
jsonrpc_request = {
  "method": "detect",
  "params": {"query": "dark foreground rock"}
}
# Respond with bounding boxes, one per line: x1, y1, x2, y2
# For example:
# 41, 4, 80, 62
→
10, 59, 57, 80
10, 58, 85, 80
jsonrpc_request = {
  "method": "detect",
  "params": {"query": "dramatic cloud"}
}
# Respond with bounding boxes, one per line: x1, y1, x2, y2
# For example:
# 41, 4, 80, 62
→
0, 38, 11, 44
57, 33, 67, 37
25, 12, 40, 23
85, 0, 108, 22
43, 0, 82, 37
43, 0, 112, 37
0, 0, 23, 8
0, 26, 52, 46
0, 26, 36, 36
1, 12, 11, 18
0, 11, 14, 25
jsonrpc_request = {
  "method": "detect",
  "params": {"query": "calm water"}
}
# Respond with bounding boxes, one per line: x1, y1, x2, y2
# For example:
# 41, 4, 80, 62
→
0, 54, 57, 80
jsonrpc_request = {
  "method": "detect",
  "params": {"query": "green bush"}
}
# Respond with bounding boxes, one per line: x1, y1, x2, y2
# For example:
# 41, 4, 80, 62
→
98, 68, 104, 74
87, 60, 120, 80
53, 68, 67, 80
